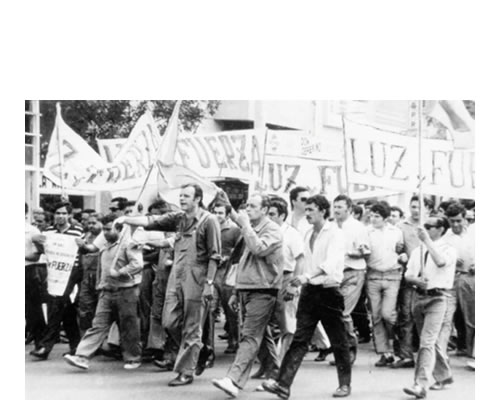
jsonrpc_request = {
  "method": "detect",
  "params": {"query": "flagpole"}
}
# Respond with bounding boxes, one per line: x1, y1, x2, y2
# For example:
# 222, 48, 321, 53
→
341, 114, 350, 197
110, 101, 182, 272
55, 102, 67, 200
417, 100, 425, 271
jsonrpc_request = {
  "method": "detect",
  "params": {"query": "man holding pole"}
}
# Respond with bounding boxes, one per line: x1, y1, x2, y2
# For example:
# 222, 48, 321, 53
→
116, 183, 221, 386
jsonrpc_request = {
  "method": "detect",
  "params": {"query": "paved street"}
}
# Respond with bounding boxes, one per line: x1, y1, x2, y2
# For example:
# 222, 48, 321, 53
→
26, 334, 475, 400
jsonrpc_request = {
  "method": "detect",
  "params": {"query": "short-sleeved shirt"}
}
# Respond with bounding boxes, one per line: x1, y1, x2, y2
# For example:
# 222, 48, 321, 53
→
367, 224, 403, 272
443, 226, 475, 273
339, 216, 370, 271
405, 238, 457, 289
281, 223, 305, 273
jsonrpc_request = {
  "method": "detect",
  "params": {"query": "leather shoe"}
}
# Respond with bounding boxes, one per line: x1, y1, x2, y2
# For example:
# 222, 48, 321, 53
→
430, 377, 453, 390
153, 359, 174, 371
251, 367, 267, 379
403, 384, 427, 398
314, 348, 332, 362
262, 379, 290, 400
30, 347, 49, 360
333, 385, 351, 397
375, 355, 395, 367
391, 358, 415, 369
168, 373, 194, 387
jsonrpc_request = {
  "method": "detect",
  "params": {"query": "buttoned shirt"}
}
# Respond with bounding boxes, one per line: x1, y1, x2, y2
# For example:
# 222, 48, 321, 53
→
281, 222, 305, 273
443, 226, 475, 273
97, 240, 144, 290
144, 209, 221, 265
405, 238, 457, 290
303, 220, 345, 287
367, 224, 403, 272
339, 216, 370, 271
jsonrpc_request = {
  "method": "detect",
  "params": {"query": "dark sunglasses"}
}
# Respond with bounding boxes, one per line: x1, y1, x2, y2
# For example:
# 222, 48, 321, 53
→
109, 207, 119, 212
298, 197, 309, 202
424, 223, 439, 230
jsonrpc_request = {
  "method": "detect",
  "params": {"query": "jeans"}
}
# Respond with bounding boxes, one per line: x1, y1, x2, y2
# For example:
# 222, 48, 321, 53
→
434, 294, 455, 382
394, 281, 417, 360
456, 273, 475, 356
39, 294, 80, 354
78, 261, 98, 334
278, 285, 352, 389
366, 270, 401, 354
340, 269, 366, 354
227, 290, 277, 388
413, 294, 447, 389
76, 286, 142, 362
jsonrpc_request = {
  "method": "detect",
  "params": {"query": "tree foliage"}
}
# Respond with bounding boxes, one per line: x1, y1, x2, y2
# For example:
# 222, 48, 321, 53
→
39, 100, 221, 159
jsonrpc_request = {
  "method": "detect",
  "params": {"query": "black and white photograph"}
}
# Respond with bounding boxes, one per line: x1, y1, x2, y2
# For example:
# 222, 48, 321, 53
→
24, 100, 475, 400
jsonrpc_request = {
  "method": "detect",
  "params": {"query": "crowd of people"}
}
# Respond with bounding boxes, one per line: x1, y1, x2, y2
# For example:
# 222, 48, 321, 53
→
25, 185, 475, 399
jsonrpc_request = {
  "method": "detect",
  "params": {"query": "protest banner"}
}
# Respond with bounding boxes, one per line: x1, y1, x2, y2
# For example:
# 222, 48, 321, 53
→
44, 233, 79, 296
344, 120, 475, 199
44, 110, 163, 191
173, 129, 266, 182
97, 138, 126, 162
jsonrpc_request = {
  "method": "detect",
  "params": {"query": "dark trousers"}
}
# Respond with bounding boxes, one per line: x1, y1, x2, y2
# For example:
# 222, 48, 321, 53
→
78, 266, 98, 333
278, 285, 352, 389
39, 295, 81, 353
139, 265, 155, 347
25, 264, 47, 348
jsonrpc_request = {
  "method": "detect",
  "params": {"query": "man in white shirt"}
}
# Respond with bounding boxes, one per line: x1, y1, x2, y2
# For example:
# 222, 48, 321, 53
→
287, 186, 310, 238
332, 194, 371, 366
444, 202, 475, 358
403, 216, 457, 399
365, 201, 405, 367
263, 195, 352, 399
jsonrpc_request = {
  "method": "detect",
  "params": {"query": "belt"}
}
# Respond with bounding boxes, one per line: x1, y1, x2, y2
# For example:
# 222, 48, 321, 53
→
415, 287, 449, 297
100, 286, 137, 293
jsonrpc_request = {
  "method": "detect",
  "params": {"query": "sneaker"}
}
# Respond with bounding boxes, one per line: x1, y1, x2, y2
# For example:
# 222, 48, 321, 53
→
64, 354, 89, 370
430, 377, 453, 390
123, 361, 141, 370
466, 361, 475, 371
212, 377, 239, 398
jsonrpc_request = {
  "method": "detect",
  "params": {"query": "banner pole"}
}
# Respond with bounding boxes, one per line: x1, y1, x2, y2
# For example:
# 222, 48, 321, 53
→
417, 100, 425, 271
55, 103, 67, 200
341, 115, 351, 197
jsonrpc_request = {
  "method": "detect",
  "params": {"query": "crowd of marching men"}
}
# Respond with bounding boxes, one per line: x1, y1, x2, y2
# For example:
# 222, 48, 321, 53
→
25, 185, 475, 399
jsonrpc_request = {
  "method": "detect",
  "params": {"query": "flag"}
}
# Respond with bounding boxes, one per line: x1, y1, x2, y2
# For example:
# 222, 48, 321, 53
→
155, 101, 219, 206
426, 100, 475, 149
43, 104, 107, 189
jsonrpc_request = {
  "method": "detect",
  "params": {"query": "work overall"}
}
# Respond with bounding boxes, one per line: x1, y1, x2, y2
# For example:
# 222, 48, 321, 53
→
163, 212, 210, 376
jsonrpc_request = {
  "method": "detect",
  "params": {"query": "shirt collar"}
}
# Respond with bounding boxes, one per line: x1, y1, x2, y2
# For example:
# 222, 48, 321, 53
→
252, 216, 269, 233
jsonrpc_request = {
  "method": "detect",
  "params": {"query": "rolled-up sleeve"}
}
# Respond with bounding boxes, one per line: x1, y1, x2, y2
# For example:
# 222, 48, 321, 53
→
205, 216, 222, 262
145, 212, 183, 232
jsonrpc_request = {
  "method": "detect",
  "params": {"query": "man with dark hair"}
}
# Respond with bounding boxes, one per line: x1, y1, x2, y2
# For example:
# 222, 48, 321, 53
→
392, 195, 434, 369
253, 196, 305, 384
444, 202, 475, 359
64, 213, 144, 370
403, 216, 457, 398
331, 194, 371, 366
263, 194, 352, 398
437, 201, 452, 217
212, 192, 283, 397
77, 214, 103, 333
117, 183, 221, 386
30, 201, 84, 360
80, 209, 96, 232
109, 197, 128, 216
288, 186, 310, 237
389, 206, 404, 226
352, 205, 363, 221
366, 201, 404, 367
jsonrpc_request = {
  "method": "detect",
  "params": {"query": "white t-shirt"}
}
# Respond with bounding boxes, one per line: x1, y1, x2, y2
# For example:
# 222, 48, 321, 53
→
25, 221, 40, 266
